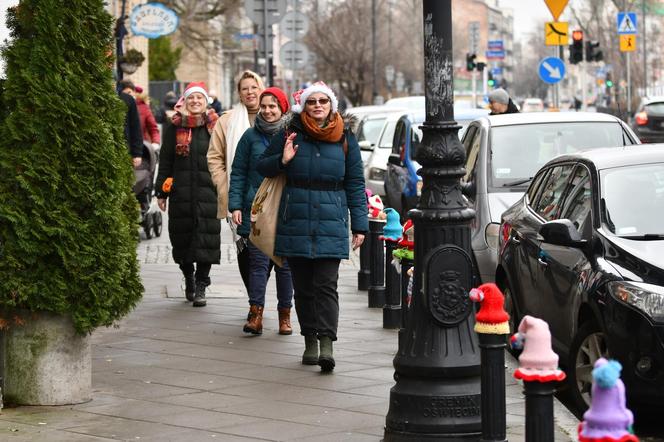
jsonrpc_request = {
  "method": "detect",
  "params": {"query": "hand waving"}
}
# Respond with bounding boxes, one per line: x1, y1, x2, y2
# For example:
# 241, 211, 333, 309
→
282, 132, 298, 165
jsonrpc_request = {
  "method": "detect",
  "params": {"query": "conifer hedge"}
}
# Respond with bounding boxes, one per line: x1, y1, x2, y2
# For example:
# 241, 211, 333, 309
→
0, 0, 143, 333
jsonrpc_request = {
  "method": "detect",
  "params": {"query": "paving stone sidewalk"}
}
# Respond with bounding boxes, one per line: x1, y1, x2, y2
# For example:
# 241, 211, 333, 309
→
0, 220, 578, 441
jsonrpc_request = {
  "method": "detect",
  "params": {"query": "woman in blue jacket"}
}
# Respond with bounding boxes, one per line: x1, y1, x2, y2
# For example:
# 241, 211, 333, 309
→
229, 88, 293, 336
257, 82, 368, 372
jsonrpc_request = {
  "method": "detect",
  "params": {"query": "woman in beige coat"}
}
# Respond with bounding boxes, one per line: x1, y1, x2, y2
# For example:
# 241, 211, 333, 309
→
207, 70, 265, 291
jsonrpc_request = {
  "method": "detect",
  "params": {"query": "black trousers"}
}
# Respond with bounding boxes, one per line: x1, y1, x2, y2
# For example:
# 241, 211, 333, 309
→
288, 257, 341, 340
179, 262, 211, 285
238, 246, 250, 292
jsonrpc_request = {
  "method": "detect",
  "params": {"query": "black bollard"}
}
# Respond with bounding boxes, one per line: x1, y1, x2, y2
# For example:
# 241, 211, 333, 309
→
399, 257, 413, 329
367, 219, 386, 308
479, 334, 508, 442
469, 284, 510, 442
357, 230, 371, 291
382, 239, 401, 328
523, 381, 555, 442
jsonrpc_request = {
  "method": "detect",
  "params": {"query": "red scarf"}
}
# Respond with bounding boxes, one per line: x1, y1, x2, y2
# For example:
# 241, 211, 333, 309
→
171, 109, 219, 156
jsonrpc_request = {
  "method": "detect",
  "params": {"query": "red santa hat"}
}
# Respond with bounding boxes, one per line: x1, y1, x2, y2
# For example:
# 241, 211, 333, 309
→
291, 81, 339, 114
183, 81, 209, 102
397, 219, 414, 250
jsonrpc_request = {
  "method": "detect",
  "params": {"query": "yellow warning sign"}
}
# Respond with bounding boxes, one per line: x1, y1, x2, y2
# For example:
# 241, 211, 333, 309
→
544, 0, 570, 21
620, 34, 636, 52
545, 22, 568, 45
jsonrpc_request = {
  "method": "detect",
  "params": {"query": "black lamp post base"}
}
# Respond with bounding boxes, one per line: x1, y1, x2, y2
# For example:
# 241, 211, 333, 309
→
368, 287, 386, 308
357, 271, 371, 291
383, 305, 401, 329
385, 429, 481, 441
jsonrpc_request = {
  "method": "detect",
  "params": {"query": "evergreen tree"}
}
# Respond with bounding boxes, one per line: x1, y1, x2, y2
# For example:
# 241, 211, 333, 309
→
0, 0, 143, 333
149, 36, 182, 81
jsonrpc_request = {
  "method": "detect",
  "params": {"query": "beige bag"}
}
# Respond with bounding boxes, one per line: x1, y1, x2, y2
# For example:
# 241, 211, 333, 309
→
249, 174, 286, 267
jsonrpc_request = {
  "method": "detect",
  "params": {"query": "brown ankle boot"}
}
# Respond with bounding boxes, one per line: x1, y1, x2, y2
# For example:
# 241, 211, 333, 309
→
278, 308, 292, 335
243, 305, 263, 335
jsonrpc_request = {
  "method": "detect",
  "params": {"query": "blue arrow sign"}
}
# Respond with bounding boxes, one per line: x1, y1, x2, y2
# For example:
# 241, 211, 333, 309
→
617, 12, 637, 34
538, 57, 566, 84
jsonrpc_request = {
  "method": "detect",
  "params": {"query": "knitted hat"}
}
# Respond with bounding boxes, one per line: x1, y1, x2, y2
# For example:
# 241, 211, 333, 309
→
291, 81, 339, 114
488, 88, 510, 105
397, 219, 415, 250
368, 195, 385, 220
578, 358, 638, 442
469, 283, 510, 334
183, 82, 209, 102
382, 208, 402, 242
511, 316, 566, 382
135, 85, 144, 93
261, 87, 290, 114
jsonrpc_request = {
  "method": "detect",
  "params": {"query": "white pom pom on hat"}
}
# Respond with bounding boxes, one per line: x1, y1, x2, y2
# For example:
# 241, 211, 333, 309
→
291, 81, 338, 114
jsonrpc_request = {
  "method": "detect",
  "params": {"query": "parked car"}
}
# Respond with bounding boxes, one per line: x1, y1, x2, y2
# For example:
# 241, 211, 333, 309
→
355, 111, 400, 164
461, 112, 639, 283
631, 96, 664, 143
496, 145, 664, 412
521, 97, 545, 112
346, 105, 393, 133
381, 106, 489, 217
384, 96, 424, 110
364, 110, 408, 196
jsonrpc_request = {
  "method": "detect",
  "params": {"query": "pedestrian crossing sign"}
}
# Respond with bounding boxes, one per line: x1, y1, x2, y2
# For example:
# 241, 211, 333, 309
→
617, 12, 637, 34
620, 34, 636, 52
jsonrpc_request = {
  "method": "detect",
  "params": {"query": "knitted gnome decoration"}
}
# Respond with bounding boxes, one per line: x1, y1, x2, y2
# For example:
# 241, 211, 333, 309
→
510, 315, 566, 382
368, 195, 386, 220
578, 358, 639, 442
382, 208, 402, 241
397, 219, 415, 250
469, 283, 510, 334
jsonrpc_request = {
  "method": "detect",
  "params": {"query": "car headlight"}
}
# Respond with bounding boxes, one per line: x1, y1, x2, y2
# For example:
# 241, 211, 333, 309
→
608, 281, 664, 323
369, 167, 385, 181
485, 222, 500, 250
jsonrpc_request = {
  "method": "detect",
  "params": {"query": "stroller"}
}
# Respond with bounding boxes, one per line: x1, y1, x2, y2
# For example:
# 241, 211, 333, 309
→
133, 141, 162, 239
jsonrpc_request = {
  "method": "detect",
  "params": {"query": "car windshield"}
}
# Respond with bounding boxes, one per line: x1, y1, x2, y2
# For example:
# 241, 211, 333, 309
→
490, 122, 627, 188
601, 163, 664, 237
379, 121, 398, 148
358, 117, 387, 146
646, 102, 664, 113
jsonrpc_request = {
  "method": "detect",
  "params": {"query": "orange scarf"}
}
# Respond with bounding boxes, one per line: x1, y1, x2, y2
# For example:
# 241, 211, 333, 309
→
301, 112, 344, 142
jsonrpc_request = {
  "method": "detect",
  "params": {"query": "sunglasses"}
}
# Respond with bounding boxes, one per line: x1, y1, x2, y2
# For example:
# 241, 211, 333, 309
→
305, 98, 330, 106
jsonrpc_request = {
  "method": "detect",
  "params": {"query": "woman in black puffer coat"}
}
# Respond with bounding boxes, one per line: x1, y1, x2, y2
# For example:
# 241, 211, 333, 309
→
155, 82, 220, 307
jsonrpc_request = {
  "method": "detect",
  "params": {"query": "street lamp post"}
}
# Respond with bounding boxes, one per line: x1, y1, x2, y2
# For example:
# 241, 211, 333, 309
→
114, 0, 128, 83
384, 1, 482, 440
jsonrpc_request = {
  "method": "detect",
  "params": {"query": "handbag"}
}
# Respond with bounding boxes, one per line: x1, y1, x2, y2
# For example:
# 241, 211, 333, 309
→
249, 174, 286, 267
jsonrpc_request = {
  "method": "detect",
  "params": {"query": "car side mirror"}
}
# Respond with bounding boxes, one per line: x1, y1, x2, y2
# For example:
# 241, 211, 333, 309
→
388, 154, 402, 166
358, 140, 374, 151
539, 219, 587, 248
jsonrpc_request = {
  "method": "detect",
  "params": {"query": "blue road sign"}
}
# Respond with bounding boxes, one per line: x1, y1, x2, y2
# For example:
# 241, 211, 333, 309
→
617, 12, 637, 34
486, 50, 505, 59
538, 57, 566, 84
488, 40, 504, 50
491, 67, 503, 76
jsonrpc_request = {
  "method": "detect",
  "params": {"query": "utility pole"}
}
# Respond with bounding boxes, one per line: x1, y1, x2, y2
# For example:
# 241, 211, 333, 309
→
384, 0, 482, 439
643, 0, 647, 95
371, 0, 378, 102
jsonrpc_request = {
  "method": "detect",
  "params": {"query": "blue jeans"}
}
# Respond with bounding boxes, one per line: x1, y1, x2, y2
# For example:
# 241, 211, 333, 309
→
248, 241, 293, 309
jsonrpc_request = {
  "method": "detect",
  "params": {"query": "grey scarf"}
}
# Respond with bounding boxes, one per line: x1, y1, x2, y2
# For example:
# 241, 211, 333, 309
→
254, 112, 284, 137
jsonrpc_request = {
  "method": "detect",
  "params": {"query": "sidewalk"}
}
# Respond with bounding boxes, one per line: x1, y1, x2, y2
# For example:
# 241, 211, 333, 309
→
0, 220, 579, 441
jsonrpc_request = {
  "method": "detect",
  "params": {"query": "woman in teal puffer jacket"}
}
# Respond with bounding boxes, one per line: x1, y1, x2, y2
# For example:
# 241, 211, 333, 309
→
257, 81, 368, 372
229, 87, 293, 337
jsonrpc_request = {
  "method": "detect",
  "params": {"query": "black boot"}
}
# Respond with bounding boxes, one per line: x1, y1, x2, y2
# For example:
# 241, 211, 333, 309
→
184, 275, 196, 302
193, 279, 208, 307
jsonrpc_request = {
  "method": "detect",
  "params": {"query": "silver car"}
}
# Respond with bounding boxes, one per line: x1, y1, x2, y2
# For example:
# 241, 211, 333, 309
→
461, 112, 640, 283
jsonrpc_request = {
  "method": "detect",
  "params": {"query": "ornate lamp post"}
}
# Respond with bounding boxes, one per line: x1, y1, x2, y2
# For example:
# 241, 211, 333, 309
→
384, 1, 482, 440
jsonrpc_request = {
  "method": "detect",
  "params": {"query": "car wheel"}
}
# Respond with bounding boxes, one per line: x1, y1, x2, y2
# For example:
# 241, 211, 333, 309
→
568, 321, 608, 412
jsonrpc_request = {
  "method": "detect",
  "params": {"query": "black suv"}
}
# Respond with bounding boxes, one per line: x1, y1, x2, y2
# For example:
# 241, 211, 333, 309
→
631, 97, 664, 143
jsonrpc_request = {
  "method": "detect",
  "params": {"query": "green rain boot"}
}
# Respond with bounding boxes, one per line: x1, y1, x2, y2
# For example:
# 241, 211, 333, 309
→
318, 336, 335, 372
302, 335, 319, 365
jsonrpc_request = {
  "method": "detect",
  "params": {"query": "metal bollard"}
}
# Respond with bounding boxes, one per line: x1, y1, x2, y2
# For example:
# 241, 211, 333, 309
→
399, 257, 413, 328
511, 315, 566, 442
367, 219, 386, 308
469, 284, 510, 442
382, 239, 400, 328
357, 233, 371, 291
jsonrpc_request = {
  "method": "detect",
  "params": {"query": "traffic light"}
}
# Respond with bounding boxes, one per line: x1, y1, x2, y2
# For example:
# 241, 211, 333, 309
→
585, 41, 603, 62
605, 73, 614, 89
476, 62, 486, 72
466, 53, 476, 71
487, 72, 495, 88
569, 30, 583, 64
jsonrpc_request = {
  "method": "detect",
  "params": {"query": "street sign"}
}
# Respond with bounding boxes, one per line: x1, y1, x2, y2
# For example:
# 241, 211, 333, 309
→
279, 41, 309, 69
491, 67, 503, 76
486, 50, 505, 60
233, 33, 255, 40
281, 11, 309, 39
245, 0, 287, 27
130, 3, 178, 39
545, 21, 568, 45
538, 57, 566, 84
544, 0, 569, 21
488, 40, 504, 51
617, 12, 637, 34
256, 30, 275, 53
620, 34, 636, 52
